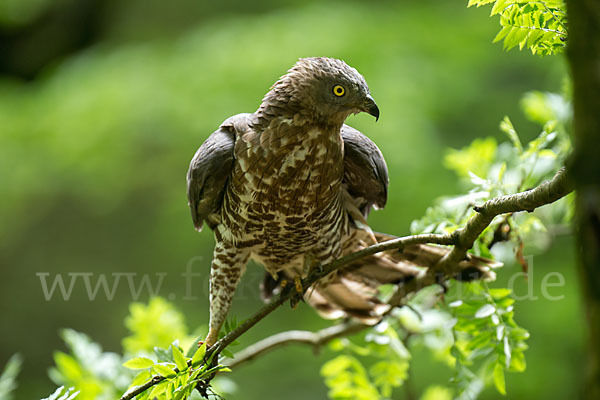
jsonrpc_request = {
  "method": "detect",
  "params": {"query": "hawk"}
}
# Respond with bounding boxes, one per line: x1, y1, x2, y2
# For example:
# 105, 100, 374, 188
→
187, 57, 493, 346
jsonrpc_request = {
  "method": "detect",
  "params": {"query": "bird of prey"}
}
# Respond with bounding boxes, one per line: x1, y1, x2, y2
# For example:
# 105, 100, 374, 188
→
187, 57, 493, 346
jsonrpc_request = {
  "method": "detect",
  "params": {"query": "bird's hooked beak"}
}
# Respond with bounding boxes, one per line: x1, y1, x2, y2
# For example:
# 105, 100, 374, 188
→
363, 94, 380, 121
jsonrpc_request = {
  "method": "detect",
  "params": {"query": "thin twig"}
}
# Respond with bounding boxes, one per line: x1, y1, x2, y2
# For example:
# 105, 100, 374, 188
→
225, 321, 367, 369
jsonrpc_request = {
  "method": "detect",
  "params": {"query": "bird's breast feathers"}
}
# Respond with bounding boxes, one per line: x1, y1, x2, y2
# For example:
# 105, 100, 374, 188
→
234, 122, 344, 201
219, 121, 348, 260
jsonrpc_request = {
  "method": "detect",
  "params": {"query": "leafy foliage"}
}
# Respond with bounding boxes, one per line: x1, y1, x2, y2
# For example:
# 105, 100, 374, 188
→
321, 355, 381, 400
320, 88, 572, 399
122, 342, 230, 400
414, 89, 571, 262
446, 283, 529, 398
49, 329, 134, 400
321, 319, 411, 399
468, 0, 567, 55
42, 298, 236, 400
123, 297, 199, 355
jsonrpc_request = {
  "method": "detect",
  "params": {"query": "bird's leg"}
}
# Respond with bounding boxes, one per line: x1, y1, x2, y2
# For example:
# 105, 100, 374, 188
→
289, 256, 312, 309
204, 241, 249, 348
296, 254, 316, 293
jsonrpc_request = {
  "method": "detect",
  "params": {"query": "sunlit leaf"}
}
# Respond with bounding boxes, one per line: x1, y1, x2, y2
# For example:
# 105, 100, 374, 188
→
493, 363, 506, 395
474, 304, 495, 318
152, 364, 176, 378
191, 343, 207, 368
123, 357, 155, 370
172, 346, 188, 372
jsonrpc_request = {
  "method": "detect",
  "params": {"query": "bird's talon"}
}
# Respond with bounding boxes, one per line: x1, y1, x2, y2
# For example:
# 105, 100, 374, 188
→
280, 279, 288, 288
294, 276, 303, 294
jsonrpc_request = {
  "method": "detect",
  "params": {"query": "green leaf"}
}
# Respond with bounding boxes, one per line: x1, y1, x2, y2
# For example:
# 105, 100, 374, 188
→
510, 327, 530, 341
499, 116, 523, 154
221, 348, 235, 359
191, 343, 207, 367
321, 355, 381, 400
123, 297, 191, 354
128, 370, 152, 389
474, 304, 495, 318
172, 346, 188, 372
52, 352, 83, 382
421, 385, 453, 400
503, 27, 520, 50
136, 390, 150, 400
370, 360, 408, 397
152, 364, 177, 378
465, 331, 493, 351
148, 380, 168, 398
154, 346, 174, 363
493, 363, 506, 395
509, 350, 527, 372
491, 0, 512, 16
488, 288, 511, 300
444, 137, 497, 178
527, 29, 545, 48
493, 25, 512, 43
497, 162, 507, 182
123, 357, 155, 370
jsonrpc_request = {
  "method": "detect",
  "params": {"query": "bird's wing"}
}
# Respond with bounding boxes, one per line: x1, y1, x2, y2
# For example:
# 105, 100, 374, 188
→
341, 124, 389, 217
186, 113, 251, 231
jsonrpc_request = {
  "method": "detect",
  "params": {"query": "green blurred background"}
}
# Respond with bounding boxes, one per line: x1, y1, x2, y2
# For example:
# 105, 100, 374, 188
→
0, 0, 583, 399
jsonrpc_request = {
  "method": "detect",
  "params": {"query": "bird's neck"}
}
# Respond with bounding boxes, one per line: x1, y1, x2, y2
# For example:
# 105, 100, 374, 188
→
255, 100, 346, 135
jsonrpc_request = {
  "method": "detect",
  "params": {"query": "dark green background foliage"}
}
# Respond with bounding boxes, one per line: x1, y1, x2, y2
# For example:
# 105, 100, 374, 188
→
0, 0, 582, 399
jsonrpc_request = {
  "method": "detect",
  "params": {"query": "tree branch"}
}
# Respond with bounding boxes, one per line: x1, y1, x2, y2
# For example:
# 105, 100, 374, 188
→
120, 167, 573, 399
120, 376, 165, 400
225, 320, 367, 369
436, 167, 572, 273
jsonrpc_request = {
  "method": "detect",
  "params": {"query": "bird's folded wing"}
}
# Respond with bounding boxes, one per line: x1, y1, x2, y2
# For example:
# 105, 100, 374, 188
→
186, 113, 251, 231
341, 124, 389, 217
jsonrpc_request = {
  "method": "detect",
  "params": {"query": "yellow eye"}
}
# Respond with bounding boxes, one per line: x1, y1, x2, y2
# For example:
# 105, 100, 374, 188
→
332, 84, 345, 97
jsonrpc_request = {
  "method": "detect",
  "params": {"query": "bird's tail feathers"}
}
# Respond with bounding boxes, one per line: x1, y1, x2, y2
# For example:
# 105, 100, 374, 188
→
304, 230, 500, 324
260, 230, 500, 325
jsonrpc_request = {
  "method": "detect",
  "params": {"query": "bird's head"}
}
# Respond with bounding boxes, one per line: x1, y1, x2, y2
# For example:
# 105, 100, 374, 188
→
263, 57, 379, 126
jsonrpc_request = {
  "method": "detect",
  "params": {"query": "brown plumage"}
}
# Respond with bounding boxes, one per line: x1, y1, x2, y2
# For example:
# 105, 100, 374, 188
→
187, 57, 495, 346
